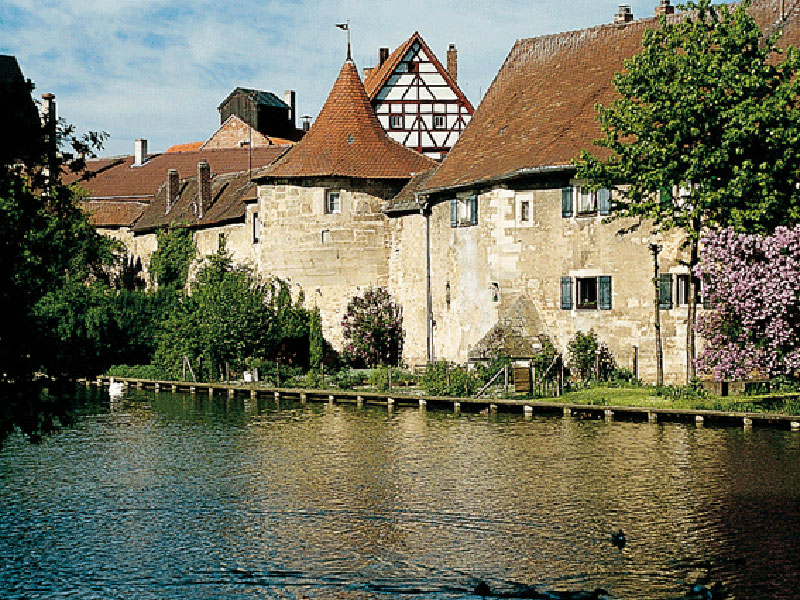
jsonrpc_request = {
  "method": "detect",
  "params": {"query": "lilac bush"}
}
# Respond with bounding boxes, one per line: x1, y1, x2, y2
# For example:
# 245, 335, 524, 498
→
695, 226, 800, 381
341, 287, 403, 367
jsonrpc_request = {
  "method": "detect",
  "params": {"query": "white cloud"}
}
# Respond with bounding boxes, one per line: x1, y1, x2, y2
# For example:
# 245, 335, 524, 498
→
1, 0, 735, 156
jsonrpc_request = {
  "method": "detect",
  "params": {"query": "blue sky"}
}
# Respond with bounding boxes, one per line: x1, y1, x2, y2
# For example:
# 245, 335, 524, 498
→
1, 0, 735, 157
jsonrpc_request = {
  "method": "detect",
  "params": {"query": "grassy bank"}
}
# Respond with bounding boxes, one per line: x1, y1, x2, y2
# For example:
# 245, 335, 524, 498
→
557, 386, 800, 415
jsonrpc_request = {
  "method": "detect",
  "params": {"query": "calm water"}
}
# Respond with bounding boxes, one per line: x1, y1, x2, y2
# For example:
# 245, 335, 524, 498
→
1, 389, 799, 600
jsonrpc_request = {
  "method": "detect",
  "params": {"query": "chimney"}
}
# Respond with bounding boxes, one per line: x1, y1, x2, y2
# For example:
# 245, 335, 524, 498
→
41, 93, 57, 185
301, 115, 312, 132
447, 44, 458, 84
614, 4, 634, 24
284, 89, 296, 129
166, 169, 179, 214
197, 160, 210, 219
379, 47, 390, 67
134, 138, 148, 166
654, 0, 674, 15
363, 66, 374, 79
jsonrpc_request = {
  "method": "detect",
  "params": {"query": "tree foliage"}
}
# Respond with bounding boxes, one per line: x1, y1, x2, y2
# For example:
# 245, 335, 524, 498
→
153, 244, 309, 380
341, 287, 403, 367
695, 226, 800, 380
567, 330, 615, 381
149, 227, 196, 290
575, 0, 800, 382
0, 93, 114, 380
578, 0, 800, 233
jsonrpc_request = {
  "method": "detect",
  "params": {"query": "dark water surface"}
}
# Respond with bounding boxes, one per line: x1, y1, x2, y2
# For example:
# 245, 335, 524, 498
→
1, 389, 799, 599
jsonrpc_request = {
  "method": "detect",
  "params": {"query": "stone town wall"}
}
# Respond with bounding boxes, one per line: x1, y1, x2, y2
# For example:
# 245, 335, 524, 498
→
257, 178, 401, 351
99, 227, 158, 283
390, 185, 693, 384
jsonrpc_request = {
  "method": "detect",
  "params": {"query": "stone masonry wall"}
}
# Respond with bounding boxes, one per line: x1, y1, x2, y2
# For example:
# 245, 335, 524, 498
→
257, 178, 402, 351
390, 184, 693, 384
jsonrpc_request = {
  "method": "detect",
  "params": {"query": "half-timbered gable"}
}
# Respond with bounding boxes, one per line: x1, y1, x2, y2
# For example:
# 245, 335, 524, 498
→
364, 33, 474, 161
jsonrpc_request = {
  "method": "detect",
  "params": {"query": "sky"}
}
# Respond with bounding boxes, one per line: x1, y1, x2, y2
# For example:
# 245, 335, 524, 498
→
1, 0, 735, 157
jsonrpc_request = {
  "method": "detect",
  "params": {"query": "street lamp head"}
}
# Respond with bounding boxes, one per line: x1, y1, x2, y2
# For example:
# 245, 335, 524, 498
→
649, 242, 662, 256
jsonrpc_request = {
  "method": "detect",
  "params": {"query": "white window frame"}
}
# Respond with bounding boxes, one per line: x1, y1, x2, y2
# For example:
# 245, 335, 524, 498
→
433, 114, 446, 130
576, 186, 597, 215
516, 191, 534, 226
325, 190, 341, 214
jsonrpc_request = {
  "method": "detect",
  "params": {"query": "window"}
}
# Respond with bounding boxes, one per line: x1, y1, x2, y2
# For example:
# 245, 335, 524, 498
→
676, 274, 690, 306
325, 190, 340, 214
321, 229, 331, 244
450, 195, 478, 227
520, 199, 531, 222
252, 211, 259, 244
433, 114, 446, 130
389, 114, 403, 130
577, 278, 598, 309
563, 186, 611, 217
491, 282, 500, 303
561, 276, 611, 310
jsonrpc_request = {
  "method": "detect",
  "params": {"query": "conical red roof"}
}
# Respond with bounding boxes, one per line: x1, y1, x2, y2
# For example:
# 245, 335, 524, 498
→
265, 59, 435, 179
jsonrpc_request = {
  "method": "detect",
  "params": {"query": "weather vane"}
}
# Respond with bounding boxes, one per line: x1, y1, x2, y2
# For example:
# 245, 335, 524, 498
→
335, 20, 351, 60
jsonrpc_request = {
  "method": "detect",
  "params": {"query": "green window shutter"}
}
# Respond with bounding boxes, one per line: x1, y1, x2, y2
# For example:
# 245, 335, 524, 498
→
469, 195, 478, 225
561, 277, 573, 310
450, 198, 457, 227
659, 273, 673, 309
598, 276, 612, 310
562, 187, 573, 218
598, 188, 611, 216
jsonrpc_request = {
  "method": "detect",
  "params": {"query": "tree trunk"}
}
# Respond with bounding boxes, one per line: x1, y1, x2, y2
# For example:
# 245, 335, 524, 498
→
687, 230, 699, 385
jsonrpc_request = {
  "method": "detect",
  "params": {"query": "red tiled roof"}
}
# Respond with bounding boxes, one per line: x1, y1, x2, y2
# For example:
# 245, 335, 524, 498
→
425, 0, 800, 192
263, 59, 436, 179
79, 200, 146, 227
69, 146, 287, 201
166, 142, 204, 153
363, 32, 473, 112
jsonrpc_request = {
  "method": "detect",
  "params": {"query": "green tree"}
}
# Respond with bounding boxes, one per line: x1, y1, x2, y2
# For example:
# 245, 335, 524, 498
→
154, 243, 309, 380
567, 330, 615, 381
308, 308, 324, 369
149, 226, 196, 290
576, 0, 800, 383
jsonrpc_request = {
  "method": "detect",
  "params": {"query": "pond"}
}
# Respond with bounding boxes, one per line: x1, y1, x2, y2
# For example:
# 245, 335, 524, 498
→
1, 388, 799, 599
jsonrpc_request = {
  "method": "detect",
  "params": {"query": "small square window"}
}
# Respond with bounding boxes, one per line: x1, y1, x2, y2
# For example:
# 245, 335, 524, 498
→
433, 114, 446, 130
520, 200, 530, 222
389, 115, 403, 130
325, 190, 340, 214
321, 229, 331, 244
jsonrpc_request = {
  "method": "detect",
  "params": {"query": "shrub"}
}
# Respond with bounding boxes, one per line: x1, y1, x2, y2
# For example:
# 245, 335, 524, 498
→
341, 287, 403, 367
420, 362, 482, 397
567, 330, 615, 381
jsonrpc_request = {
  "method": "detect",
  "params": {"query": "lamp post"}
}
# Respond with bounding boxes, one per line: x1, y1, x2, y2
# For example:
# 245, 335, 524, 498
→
650, 243, 664, 388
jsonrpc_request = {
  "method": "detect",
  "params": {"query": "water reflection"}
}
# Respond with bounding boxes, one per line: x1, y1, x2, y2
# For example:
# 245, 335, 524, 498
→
1, 388, 799, 599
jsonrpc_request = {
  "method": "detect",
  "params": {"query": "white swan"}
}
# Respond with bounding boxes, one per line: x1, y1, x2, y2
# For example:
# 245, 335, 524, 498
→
108, 377, 125, 398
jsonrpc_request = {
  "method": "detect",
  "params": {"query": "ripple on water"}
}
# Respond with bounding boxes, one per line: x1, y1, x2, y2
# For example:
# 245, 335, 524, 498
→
1, 390, 799, 599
